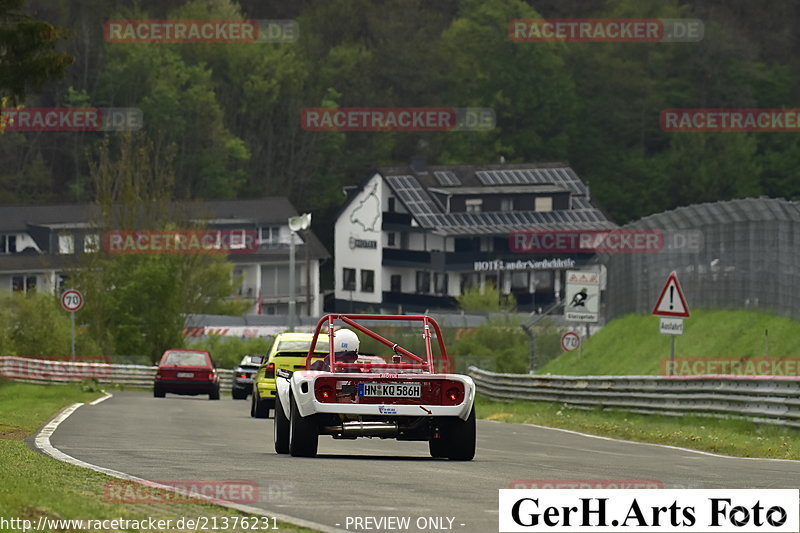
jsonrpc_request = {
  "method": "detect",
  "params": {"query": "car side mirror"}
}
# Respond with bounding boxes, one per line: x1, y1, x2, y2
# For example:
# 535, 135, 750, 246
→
276, 368, 293, 380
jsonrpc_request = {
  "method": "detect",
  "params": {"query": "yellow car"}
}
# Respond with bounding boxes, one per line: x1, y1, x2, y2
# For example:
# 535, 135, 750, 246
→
251, 332, 329, 418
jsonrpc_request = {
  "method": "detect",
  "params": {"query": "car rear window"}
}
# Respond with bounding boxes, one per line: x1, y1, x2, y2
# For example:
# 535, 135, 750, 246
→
163, 351, 208, 366
275, 339, 329, 353
240, 355, 263, 366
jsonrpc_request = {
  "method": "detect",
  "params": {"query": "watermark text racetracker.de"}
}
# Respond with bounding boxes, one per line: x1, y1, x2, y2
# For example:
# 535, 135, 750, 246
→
508, 229, 703, 254
662, 357, 800, 377
103, 230, 259, 255
300, 107, 495, 132
509, 19, 703, 43
661, 109, 800, 132
509, 480, 664, 490
0, 515, 278, 532
0, 108, 142, 132
104, 19, 298, 43
499, 489, 798, 532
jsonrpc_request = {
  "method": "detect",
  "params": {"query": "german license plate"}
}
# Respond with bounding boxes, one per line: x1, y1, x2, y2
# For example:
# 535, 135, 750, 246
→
358, 382, 421, 398
176, 372, 194, 378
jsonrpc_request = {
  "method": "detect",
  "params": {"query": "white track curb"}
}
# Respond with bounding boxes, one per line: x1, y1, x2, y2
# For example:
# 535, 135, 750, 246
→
33, 395, 348, 533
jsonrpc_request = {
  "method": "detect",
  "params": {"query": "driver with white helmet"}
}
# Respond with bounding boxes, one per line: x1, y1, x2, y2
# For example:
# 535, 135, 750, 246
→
310, 328, 360, 371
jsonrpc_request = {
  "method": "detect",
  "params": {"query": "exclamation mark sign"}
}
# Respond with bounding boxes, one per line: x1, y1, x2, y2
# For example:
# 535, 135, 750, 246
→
669, 286, 674, 310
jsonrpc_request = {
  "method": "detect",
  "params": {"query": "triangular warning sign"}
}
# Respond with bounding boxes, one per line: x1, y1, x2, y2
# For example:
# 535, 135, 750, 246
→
652, 271, 690, 318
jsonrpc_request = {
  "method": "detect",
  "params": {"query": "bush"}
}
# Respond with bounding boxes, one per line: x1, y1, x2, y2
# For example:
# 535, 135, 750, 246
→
456, 284, 516, 313
449, 315, 529, 373
0, 293, 101, 357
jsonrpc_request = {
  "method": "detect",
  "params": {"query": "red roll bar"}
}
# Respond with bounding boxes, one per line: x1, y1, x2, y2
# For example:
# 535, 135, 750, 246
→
304, 314, 450, 373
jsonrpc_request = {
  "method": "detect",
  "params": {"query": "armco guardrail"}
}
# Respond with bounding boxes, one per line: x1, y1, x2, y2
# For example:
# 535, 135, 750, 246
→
0, 356, 234, 390
468, 367, 800, 428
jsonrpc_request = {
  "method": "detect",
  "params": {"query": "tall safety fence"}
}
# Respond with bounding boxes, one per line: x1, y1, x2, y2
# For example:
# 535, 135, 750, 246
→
469, 367, 800, 428
602, 198, 800, 321
0, 356, 234, 390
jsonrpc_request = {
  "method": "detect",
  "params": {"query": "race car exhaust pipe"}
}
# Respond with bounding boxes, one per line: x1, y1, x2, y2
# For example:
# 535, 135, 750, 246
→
324, 421, 399, 438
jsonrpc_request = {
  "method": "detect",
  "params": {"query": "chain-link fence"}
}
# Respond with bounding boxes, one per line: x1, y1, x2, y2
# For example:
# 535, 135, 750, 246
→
601, 198, 800, 320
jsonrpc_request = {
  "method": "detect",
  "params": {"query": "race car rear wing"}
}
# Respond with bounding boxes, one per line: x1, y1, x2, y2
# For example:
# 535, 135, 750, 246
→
304, 314, 450, 373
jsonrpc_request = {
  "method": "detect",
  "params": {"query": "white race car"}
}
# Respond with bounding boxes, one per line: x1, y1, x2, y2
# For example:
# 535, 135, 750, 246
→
273, 314, 476, 460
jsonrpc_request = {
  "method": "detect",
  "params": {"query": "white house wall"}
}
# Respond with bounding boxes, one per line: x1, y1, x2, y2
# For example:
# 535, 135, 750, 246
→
335, 173, 383, 304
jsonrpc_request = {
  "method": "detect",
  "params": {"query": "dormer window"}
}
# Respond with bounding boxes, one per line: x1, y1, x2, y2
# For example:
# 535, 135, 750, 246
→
535, 197, 553, 212
58, 234, 74, 254
465, 199, 482, 214
0, 235, 17, 254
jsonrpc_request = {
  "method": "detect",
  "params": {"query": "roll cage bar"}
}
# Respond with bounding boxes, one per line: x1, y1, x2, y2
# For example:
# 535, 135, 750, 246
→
304, 314, 450, 373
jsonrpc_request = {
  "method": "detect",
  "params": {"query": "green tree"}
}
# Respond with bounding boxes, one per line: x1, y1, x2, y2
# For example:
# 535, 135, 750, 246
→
0, 0, 72, 105
76, 133, 249, 362
457, 284, 516, 313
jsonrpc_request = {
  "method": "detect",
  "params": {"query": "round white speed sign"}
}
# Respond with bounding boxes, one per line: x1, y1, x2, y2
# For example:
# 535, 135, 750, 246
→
61, 289, 84, 312
561, 331, 580, 352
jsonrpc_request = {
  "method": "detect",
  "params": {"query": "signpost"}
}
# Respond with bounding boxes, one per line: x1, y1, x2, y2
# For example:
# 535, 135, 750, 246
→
561, 331, 581, 352
652, 271, 689, 374
563, 270, 600, 323
61, 289, 84, 361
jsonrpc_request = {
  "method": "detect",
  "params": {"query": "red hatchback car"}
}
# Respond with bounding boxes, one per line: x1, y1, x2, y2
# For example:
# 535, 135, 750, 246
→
154, 349, 220, 400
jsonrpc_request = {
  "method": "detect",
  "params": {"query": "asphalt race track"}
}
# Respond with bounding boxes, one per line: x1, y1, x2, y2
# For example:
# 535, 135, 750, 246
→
49, 392, 800, 533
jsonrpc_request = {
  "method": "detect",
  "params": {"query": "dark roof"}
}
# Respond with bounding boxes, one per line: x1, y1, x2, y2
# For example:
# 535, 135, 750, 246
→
0, 198, 305, 232
376, 163, 614, 235
0, 198, 330, 264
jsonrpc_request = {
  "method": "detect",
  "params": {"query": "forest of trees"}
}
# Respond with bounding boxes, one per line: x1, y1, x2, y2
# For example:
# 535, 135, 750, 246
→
3, 0, 800, 228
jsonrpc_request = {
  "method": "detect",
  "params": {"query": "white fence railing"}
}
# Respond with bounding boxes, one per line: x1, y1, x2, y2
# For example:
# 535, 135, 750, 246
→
468, 367, 800, 428
0, 356, 234, 390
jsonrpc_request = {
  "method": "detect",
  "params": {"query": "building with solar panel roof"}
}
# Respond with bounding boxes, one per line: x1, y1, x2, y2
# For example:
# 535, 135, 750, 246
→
333, 162, 616, 312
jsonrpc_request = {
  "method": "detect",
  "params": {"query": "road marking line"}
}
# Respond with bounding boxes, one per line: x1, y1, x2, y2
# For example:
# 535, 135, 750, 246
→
89, 391, 112, 405
481, 419, 800, 463
34, 402, 349, 533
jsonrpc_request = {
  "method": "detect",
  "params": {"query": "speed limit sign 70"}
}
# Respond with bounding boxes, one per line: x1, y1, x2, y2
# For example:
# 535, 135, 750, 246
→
561, 331, 580, 352
61, 289, 84, 312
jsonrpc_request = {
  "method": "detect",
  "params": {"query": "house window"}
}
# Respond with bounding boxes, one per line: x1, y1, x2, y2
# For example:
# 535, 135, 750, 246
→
0, 235, 17, 254
11, 275, 36, 293
343, 268, 356, 291
84, 234, 99, 253
465, 199, 482, 213
388, 197, 396, 212
259, 226, 281, 245
535, 196, 553, 212
390, 274, 402, 292
512, 272, 528, 289
361, 269, 374, 293
434, 272, 448, 295
500, 198, 514, 212
415, 271, 430, 293
58, 234, 74, 254
387, 232, 396, 246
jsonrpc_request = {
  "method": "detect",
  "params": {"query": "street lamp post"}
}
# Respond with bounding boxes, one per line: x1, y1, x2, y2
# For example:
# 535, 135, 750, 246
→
287, 213, 311, 332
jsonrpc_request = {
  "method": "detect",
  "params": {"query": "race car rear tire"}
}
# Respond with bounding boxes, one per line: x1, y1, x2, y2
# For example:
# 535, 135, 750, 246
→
445, 406, 476, 461
428, 435, 448, 458
274, 395, 290, 454
289, 395, 318, 457
232, 389, 247, 400
153, 386, 165, 398
253, 391, 269, 418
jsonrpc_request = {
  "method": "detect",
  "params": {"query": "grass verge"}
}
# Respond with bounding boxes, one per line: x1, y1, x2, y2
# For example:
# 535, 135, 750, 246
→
476, 395, 800, 460
0, 380, 318, 532
539, 309, 800, 375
